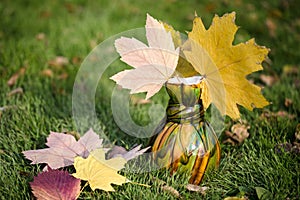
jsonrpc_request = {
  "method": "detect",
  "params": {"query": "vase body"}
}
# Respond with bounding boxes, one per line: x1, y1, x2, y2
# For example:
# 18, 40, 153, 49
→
151, 77, 221, 185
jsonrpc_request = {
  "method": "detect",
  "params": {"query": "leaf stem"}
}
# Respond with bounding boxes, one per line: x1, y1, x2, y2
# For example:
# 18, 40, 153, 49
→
129, 181, 151, 188
76, 181, 89, 199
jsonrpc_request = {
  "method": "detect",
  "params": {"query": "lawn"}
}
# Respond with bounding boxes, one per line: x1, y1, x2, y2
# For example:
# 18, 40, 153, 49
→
0, 0, 300, 199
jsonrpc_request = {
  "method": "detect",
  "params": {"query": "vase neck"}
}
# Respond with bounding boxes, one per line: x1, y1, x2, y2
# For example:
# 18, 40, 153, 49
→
165, 81, 204, 123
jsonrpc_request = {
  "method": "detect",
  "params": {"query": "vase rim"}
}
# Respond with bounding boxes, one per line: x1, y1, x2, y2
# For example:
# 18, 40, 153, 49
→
167, 76, 204, 85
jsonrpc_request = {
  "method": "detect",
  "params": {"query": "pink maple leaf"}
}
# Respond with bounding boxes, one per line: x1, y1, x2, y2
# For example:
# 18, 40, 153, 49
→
23, 128, 103, 169
106, 144, 150, 161
110, 13, 179, 99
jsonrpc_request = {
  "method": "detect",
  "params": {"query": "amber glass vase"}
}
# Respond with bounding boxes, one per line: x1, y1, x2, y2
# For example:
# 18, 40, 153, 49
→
151, 76, 221, 185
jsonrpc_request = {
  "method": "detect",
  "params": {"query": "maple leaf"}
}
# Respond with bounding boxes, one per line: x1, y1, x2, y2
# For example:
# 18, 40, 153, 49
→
110, 13, 179, 99
183, 12, 269, 119
162, 22, 199, 78
23, 128, 103, 169
30, 169, 81, 200
106, 144, 150, 161
223, 123, 250, 145
72, 149, 127, 191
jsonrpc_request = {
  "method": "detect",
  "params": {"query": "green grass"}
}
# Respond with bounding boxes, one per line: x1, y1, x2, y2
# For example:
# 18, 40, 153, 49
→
1, 0, 300, 199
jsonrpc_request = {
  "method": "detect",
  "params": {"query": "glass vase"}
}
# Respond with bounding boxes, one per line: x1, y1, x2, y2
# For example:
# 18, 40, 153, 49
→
151, 76, 221, 185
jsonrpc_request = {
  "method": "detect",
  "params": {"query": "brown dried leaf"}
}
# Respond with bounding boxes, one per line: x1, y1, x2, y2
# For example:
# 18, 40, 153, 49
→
39, 10, 52, 18
276, 111, 295, 119
204, 2, 216, 12
7, 67, 26, 86
223, 123, 250, 145
260, 110, 296, 120
186, 184, 208, 195
71, 56, 82, 65
284, 98, 293, 107
58, 73, 69, 80
41, 69, 53, 77
7, 87, 23, 97
292, 142, 300, 154
161, 185, 180, 198
48, 56, 69, 68
150, 176, 180, 198
275, 142, 300, 154
36, 33, 46, 41
64, 3, 77, 13
265, 18, 277, 37
259, 74, 278, 86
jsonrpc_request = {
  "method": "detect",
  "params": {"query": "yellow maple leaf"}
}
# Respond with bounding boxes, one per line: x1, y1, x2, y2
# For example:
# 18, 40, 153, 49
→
183, 12, 269, 119
163, 22, 199, 77
72, 149, 127, 192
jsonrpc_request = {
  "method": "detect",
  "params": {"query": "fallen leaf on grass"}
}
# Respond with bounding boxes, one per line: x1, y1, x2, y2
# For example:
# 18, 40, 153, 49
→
106, 144, 150, 161
186, 184, 208, 195
204, 2, 217, 12
274, 142, 300, 154
223, 123, 250, 145
39, 10, 52, 19
150, 176, 180, 198
73, 149, 127, 191
48, 56, 69, 68
161, 185, 180, 198
7, 87, 23, 97
71, 56, 82, 65
259, 74, 278, 86
7, 67, 26, 86
36, 33, 46, 41
265, 18, 277, 37
30, 169, 81, 200
23, 128, 103, 169
260, 110, 296, 120
41, 69, 53, 77
284, 98, 293, 107
275, 111, 295, 119
64, 2, 77, 13
58, 72, 69, 80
